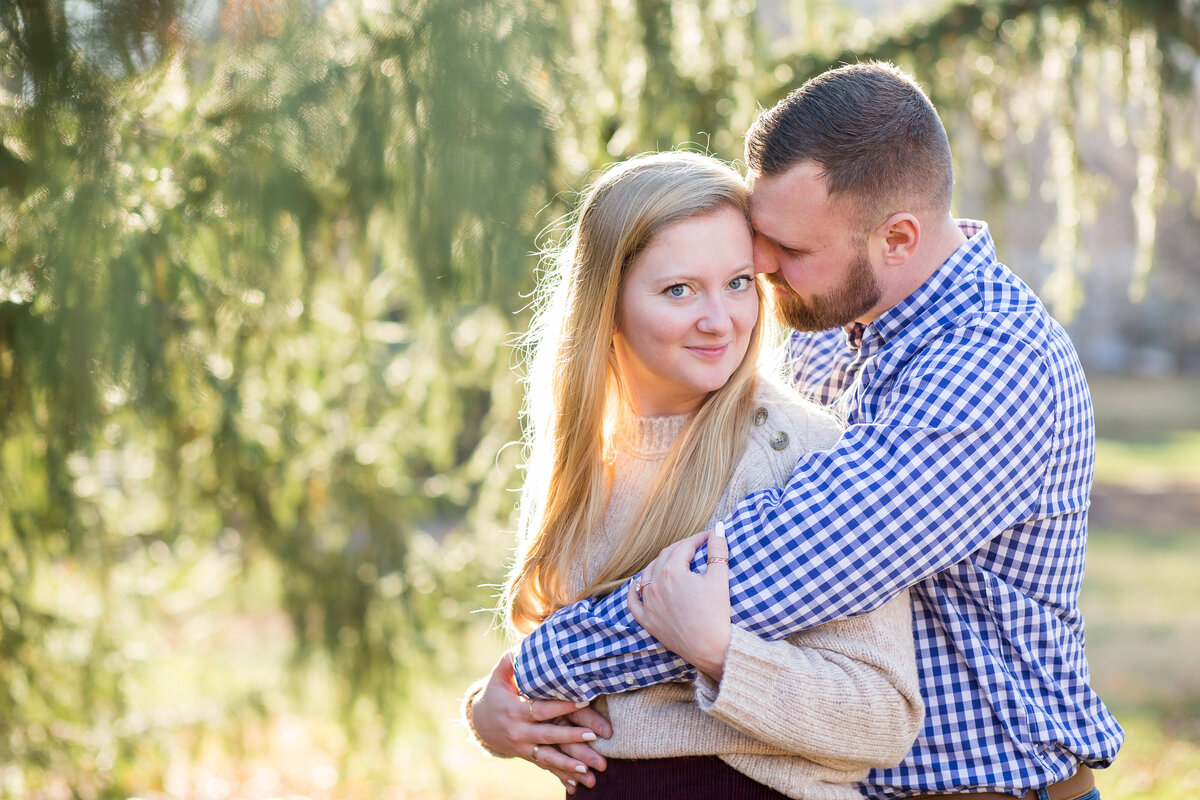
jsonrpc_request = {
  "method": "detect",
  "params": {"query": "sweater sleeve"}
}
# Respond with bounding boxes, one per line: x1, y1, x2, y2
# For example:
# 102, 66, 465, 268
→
693, 590, 923, 770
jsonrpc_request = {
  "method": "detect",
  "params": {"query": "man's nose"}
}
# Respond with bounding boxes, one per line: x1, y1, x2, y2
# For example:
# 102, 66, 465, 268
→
752, 238, 778, 274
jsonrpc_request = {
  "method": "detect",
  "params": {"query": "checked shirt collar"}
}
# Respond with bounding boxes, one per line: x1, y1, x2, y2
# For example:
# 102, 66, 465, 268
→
851, 219, 992, 359
829, 220, 992, 422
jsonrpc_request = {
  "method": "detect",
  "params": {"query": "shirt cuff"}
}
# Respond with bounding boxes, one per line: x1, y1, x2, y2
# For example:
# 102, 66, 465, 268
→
512, 635, 586, 701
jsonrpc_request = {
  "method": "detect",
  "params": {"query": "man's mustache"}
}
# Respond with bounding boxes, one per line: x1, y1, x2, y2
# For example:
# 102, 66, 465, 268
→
763, 272, 796, 296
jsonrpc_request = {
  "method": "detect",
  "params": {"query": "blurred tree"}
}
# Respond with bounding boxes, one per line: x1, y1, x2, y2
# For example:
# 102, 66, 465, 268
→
1, 0, 554, 793
0, 0, 1196, 795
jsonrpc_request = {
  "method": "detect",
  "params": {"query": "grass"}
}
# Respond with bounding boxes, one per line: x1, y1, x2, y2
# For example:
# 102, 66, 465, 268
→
1093, 433, 1200, 488
1083, 527, 1200, 800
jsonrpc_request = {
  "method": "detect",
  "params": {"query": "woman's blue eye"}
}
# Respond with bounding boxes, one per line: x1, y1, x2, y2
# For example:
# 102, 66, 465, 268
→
667, 284, 687, 297
728, 275, 751, 290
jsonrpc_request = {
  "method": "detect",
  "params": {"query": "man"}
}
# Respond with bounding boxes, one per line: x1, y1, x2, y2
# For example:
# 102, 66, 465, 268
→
512, 62, 1123, 798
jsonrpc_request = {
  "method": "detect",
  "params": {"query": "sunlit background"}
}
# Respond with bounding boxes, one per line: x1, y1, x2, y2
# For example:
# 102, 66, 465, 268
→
1, 0, 1198, 798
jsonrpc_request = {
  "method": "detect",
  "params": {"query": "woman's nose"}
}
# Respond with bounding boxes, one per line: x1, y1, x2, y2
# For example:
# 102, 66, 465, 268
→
697, 296, 733, 335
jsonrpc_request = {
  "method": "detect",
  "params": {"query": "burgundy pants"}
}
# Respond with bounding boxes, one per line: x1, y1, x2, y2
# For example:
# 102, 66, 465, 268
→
573, 756, 791, 799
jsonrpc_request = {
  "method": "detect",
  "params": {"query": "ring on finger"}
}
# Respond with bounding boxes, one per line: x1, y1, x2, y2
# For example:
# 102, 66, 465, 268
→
528, 698, 537, 721
707, 556, 728, 565
531, 744, 540, 761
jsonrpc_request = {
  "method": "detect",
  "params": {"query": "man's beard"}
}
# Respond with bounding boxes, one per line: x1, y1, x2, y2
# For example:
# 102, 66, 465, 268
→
765, 251, 882, 332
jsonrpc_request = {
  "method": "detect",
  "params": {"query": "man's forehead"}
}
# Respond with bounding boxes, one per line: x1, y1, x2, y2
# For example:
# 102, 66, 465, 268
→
749, 161, 828, 196
747, 163, 847, 246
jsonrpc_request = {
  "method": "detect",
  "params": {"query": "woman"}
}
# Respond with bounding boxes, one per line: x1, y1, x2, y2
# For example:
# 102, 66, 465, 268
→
463, 152, 922, 797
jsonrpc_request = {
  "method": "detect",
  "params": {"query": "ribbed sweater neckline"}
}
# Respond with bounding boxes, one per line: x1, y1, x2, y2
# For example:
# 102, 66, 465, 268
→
614, 412, 690, 459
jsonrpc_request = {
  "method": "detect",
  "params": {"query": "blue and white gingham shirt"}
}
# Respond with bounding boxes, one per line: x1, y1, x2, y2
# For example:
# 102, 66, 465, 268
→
513, 221, 1124, 797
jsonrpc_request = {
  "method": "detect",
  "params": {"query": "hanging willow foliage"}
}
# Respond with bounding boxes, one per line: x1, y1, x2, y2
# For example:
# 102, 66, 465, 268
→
1, 0, 552, 790
0, 0, 1196, 794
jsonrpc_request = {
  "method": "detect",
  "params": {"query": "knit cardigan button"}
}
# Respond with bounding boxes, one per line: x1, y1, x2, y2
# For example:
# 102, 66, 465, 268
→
753, 407, 768, 426
769, 431, 789, 450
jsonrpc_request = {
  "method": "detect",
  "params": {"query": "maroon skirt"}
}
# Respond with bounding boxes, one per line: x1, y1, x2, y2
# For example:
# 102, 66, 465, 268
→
573, 756, 791, 799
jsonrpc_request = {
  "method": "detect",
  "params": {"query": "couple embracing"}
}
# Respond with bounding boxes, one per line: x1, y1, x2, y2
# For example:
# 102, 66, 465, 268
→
464, 62, 1122, 800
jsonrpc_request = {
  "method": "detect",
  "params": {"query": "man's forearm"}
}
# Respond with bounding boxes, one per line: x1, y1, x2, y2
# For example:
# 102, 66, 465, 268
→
513, 581, 697, 700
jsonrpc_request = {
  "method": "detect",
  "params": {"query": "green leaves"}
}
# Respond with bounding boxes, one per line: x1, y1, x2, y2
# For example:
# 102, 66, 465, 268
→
1, 0, 544, 790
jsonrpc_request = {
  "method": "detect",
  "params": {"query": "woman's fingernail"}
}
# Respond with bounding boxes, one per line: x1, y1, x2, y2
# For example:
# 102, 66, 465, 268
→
568, 779, 577, 787
575, 701, 589, 708
575, 764, 588, 774
582, 731, 597, 741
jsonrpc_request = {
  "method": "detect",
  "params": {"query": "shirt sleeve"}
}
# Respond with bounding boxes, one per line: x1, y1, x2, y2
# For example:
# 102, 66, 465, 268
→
513, 327, 1056, 701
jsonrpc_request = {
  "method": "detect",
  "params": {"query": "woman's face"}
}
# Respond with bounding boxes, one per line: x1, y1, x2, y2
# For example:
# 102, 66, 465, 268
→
613, 205, 758, 417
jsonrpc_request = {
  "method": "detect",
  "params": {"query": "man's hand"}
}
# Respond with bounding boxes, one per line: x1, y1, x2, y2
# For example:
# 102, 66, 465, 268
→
629, 525, 732, 682
469, 651, 609, 792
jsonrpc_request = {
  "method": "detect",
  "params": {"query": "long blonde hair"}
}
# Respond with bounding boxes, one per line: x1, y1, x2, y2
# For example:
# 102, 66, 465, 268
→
503, 152, 764, 635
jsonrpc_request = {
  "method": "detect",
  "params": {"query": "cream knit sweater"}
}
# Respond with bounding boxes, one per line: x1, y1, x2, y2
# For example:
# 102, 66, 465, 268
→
572, 378, 923, 799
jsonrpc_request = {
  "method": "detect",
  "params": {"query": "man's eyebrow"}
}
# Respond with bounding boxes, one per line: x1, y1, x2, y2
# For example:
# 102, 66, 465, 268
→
753, 229, 807, 254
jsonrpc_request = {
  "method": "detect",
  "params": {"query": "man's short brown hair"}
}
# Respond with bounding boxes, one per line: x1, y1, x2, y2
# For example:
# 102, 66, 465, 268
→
746, 61, 954, 230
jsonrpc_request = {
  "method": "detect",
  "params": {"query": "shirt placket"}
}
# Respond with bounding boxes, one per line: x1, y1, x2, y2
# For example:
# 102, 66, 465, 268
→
833, 322, 876, 423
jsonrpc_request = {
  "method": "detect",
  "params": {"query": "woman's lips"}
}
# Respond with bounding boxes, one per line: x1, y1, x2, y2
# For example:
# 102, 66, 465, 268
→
686, 344, 729, 359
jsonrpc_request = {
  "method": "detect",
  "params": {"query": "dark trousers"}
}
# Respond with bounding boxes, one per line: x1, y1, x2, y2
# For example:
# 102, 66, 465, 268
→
573, 756, 791, 799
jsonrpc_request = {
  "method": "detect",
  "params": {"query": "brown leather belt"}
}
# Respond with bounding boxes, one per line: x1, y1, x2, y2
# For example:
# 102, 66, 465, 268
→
906, 765, 1094, 800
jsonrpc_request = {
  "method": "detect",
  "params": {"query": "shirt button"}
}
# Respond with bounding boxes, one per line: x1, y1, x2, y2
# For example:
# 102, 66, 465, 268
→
624, 674, 634, 685
770, 431, 789, 450
753, 407, 768, 426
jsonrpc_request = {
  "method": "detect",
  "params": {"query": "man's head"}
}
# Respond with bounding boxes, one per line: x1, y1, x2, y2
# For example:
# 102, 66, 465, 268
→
745, 62, 954, 331
746, 61, 953, 228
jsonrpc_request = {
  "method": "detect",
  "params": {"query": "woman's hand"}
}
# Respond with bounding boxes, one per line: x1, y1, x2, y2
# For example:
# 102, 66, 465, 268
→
469, 651, 610, 793
628, 524, 732, 682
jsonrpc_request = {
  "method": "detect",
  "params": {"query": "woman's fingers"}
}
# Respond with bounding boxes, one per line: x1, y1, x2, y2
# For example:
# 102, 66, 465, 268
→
554, 765, 596, 794
704, 522, 729, 575
623, 525, 734, 678
560, 739, 607, 772
668, 529, 711, 569
628, 577, 645, 620
471, 651, 605, 762
524, 721, 600, 747
525, 695, 587, 722
566, 705, 612, 739
631, 526, 730, 633
529, 744, 594, 791
660, 530, 702, 563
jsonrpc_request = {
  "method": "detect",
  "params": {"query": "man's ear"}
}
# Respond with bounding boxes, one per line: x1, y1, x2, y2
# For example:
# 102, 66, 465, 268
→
873, 213, 920, 266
